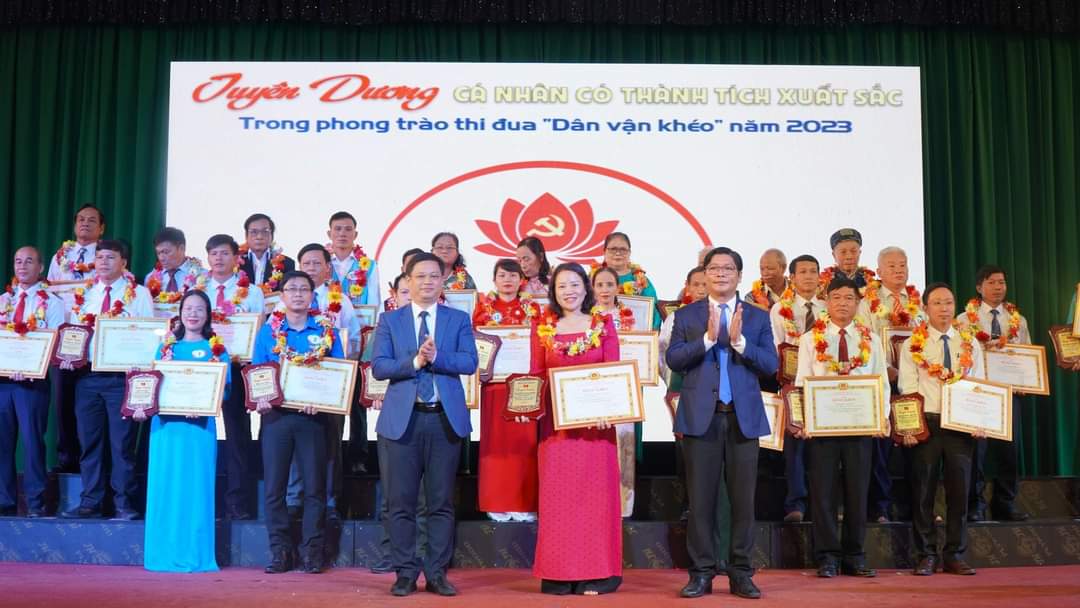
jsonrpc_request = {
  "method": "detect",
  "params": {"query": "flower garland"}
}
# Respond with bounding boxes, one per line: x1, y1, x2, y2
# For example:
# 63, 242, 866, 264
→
238, 243, 285, 294
446, 265, 470, 290
1, 280, 49, 336
537, 306, 608, 356
864, 281, 921, 327
776, 286, 803, 341
321, 281, 345, 326
269, 309, 336, 365
749, 279, 781, 309
195, 272, 251, 322
589, 261, 649, 296
474, 291, 540, 326
964, 298, 1021, 349
811, 314, 873, 374
819, 266, 876, 293
146, 258, 205, 302
159, 332, 227, 362
909, 321, 976, 383
54, 241, 94, 275
72, 273, 138, 325
327, 244, 373, 300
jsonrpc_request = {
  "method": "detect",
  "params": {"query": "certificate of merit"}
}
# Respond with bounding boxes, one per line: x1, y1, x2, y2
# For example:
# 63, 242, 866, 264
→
802, 375, 887, 437
548, 361, 643, 431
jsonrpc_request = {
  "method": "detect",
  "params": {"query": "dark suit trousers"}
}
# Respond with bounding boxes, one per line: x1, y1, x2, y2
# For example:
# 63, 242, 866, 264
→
383, 409, 461, 581
0, 379, 50, 509
808, 436, 872, 565
911, 414, 974, 561
969, 396, 1022, 513
376, 434, 427, 561
50, 368, 81, 469
683, 410, 758, 579
347, 398, 369, 467
783, 436, 808, 515
74, 372, 140, 511
222, 362, 253, 510
262, 411, 327, 558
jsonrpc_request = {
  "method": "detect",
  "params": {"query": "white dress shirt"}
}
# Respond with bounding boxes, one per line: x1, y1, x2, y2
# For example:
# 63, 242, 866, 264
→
315, 283, 357, 332
411, 301, 439, 401
795, 320, 892, 417
249, 250, 271, 286
957, 301, 1031, 346
78, 276, 154, 362
47, 241, 97, 282
331, 250, 381, 306
898, 324, 986, 414
856, 284, 926, 333
0, 281, 66, 328
206, 274, 265, 313
769, 292, 826, 346
702, 294, 747, 354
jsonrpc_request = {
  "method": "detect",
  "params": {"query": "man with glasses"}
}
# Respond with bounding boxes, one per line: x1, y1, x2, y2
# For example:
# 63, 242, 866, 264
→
239, 213, 296, 292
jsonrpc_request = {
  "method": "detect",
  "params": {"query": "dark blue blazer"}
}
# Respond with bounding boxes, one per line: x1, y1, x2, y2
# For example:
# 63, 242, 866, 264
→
665, 297, 778, 438
371, 303, 478, 440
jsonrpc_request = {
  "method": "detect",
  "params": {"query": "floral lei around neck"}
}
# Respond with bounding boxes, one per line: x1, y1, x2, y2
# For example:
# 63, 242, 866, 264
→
776, 285, 819, 342
474, 290, 540, 326
446, 264, 470, 290
269, 309, 336, 366
596, 300, 635, 331
72, 273, 138, 326
589, 261, 648, 296
964, 298, 1020, 349
238, 243, 286, 294
811, 313, 873, 374
864, 281, 921, 327
536, 306, 609, 356
818, 266, 876, 293
2, 279, 49, 335
909, 321, 976, 383
750, 278, 784, 308
159, 331, 227, 362
146, 258, 205, 303
327, 244, 373, 299
195, 271, 251, 322
54, 241, 94, 275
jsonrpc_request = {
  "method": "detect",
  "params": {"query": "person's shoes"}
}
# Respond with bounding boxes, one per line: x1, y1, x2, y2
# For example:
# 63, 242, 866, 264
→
287, 505, 302, 520
716, 560, 728, 576
943, 559, 976, 575
967, 508, 986, 523
226, 506, 254, 520
59, 506, 105, 519
368, 558, 394, 574
487, 512, 512, 522
264, 550, 293, 574
509, 511, 536, 522
679, 575, 713, 598
390, 575, 418, 596
994, 507, 1030, 522
913, 556, 937, 576
729, 576, 761, 599
425, 575, 458, 596
783, 510, 804, 523
541, 579, 574, 595
816, 563, 838, 578
299, 558, 323, 574
111, 509, 142, 521
0, 505, 16, 517
841, 563, 877, 577
26, 507, 49, 518
349, 461, 368, 475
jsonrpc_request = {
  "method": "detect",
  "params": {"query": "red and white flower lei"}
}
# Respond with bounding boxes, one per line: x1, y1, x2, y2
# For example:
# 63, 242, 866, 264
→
474, 291, 540, 326
1, 280, 49, 335
811, 314, 873, 374
819, 266, 876, 293
865, 282, 921, 327
160, 332, 227, 362
909, 321, 976, 383
537, 306, 609, 356
195, 272, 251, 322
964, 298, 1020, 349
269, 309, 336, 366
239, 243, 286, 294
749, 279, 782, 309
72, 273, 138, 325
146, 258, 205, 303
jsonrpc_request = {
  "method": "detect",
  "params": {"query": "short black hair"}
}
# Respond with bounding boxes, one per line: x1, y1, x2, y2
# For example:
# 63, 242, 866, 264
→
685, 266, 706, 284
281, 270, 315, 291
243, 213, 275, 234
401, 248, 425, 264
174, 289, 215, 341
297, 243, 331, 264
826, 276, 861, 298
390, 273, 407, 291
97, 238, 129, 261
492, 258, 524, 280
975, 264, 1007, 286
923, 282, 954, 306
205, 234, 239, 254
74, 203, 105, 226
328, 211, 357, 227
154, 227, 186, 248
406, 252, 445, 277
702, 246, 743, 272
548, 263, 597, 317
603, 232, 631, 250
788, 254, 820, 275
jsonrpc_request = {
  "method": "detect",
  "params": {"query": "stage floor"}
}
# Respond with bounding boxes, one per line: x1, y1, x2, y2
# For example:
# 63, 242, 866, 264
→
1, 564, 1078, 608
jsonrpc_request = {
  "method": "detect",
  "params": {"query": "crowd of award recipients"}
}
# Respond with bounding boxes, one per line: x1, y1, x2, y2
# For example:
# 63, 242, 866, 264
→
1, 204, 1076, 597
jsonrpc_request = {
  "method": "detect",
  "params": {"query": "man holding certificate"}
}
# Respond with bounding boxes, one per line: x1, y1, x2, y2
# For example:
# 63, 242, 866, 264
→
898, 283, 986, 576
251, 271, 343, 575
0, 246, 65, 517
667, 246, 778, 600
958, 265, 1031, 522
794, 276, 890, 578
372, 252, 478, 597
60, 239, 153, 520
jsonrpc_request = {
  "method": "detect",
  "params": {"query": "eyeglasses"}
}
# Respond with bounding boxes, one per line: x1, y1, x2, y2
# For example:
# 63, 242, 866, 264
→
433, 245, 458, 253
605, 247, 630, 255
247, 228, 272, 237
283, 287, 312, 294
705, 265, 739, 276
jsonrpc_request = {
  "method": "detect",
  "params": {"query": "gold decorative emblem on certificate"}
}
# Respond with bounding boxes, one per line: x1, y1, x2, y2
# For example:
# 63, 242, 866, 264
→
984, 344, 1050, 396
280, 357, 358, 414
941, 377, 1013, 441
91, 317, 171, 373
153, 360, 229, 416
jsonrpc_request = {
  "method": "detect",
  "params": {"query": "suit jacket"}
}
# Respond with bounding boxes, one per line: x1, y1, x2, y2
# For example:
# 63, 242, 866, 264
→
239, 251, 296, 286
372, 303, 478, 440
665, 297, 778, 438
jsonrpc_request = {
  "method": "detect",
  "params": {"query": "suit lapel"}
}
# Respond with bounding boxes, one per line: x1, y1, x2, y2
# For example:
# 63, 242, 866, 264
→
434, 304, 451, 350
397, 305, 419, 351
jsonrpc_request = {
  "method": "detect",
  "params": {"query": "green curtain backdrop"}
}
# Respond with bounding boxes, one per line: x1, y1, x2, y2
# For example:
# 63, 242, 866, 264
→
0, 23, 1077, 475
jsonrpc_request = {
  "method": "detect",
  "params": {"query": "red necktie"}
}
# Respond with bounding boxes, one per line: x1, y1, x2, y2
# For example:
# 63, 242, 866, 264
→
13, 292, 27, 322
216, 285, 227, 309
166, 269, 179, 292
838, 328, 849, 363
100, 285, 112, 313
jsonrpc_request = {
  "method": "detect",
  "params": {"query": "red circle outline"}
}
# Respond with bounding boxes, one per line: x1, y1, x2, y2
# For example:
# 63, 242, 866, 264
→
375, 160, 712, 260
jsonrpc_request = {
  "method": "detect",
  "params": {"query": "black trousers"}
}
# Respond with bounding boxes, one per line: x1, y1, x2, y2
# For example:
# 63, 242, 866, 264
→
262, 411, 327, 559
682, 409, 758, 579
347, 398, 369, 468
808, 436, 872, 566
0, 379, 50, 509
50, 368, 81, 469
970, 396, 1022, 513
910, 414, 974, 561
222, 362, 253, 511
382, 409, 461, 581
74, 372, 141, 511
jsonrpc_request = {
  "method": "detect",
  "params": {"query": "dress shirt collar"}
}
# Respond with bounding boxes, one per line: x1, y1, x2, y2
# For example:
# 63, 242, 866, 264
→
827, 320, 855, 336
411, 301, 438, 318
794, 292, 820, 308
14, 281, 46, 295
927, 323, 957, 341
980, 300, 1006, 316
708, 293, 738, 310
208, 274, 237, 290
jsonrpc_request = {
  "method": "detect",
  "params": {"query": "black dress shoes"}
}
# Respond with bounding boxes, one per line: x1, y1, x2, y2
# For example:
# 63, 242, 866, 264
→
913, 556, 937, 576
994, 507, 1030, 522
816, 563, 838, 578
841, 563, 877, 577
368, 558, 394, 574
729, 576, 761, 599
680, 575, 713, 598
299, 558, 323, 574
111, 509, 142, 521
540, 579, 574, 595
264, 550, 293, 574
59, 506, 105, 519
26, 507, 48, 518
390, 576, 418, 596
943, 559, 976, 575
425, 575, 458, 596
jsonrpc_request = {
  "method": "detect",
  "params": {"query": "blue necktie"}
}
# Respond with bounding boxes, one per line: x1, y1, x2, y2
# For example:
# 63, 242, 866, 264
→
74, 247, 86, 279
311, 291, 320, 312
941, 335, 952, 369
416, 311, 435, 403
718, 303, 732, 403
990, 309, 1002, 340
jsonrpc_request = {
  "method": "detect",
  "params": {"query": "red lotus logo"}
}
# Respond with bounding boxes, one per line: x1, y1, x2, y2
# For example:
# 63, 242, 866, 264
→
474, 193, 617, 263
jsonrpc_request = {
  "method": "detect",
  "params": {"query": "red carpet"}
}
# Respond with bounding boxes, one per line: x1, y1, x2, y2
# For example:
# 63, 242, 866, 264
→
1, 564, 1078, 607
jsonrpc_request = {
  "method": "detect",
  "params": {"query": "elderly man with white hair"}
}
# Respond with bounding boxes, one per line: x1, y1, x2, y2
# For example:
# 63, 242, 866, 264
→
745, 248, 787, 311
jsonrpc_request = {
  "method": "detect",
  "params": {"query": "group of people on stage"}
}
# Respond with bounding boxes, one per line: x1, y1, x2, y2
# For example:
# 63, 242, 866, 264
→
0, 203, 1072, 598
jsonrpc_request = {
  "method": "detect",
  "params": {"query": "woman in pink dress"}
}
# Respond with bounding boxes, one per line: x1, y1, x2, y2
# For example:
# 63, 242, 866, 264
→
529, 263, 622, 595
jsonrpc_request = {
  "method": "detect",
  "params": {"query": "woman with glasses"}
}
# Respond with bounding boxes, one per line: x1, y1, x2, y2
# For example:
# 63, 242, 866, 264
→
600, 232, 661, 329
431, 232, 476, 290
515, 237, 551, 297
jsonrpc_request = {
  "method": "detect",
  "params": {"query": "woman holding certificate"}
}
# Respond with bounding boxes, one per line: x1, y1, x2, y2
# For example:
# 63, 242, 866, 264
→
515, 237, 551, 297
529, 263, 622, 595
473, 259, 541, 522
141, 289, 229, 572
431, 232, 476, 290
598, 232, 661, 329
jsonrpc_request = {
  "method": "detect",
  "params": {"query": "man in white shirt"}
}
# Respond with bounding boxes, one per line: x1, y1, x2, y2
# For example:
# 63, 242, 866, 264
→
143, 227, 205, 304
0, 247, 66, 516
59, 239, 153, 520
327, 211, 381, 308
899, 283, 986, 576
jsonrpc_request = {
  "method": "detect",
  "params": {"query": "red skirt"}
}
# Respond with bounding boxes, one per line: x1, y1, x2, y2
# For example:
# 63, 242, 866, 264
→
478, 383, 538, 512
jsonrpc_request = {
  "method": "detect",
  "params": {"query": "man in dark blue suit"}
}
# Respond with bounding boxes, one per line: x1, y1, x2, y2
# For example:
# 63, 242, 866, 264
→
372, 252, 478, 597
666, 246, 778, 599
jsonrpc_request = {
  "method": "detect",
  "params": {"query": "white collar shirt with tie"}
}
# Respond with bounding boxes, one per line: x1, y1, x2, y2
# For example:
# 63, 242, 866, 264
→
898, 324, 986, 414
47, 241, 97, 282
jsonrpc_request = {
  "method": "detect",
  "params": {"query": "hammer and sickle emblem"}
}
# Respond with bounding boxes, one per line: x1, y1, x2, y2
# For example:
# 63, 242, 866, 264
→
526, 214, 566, 238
